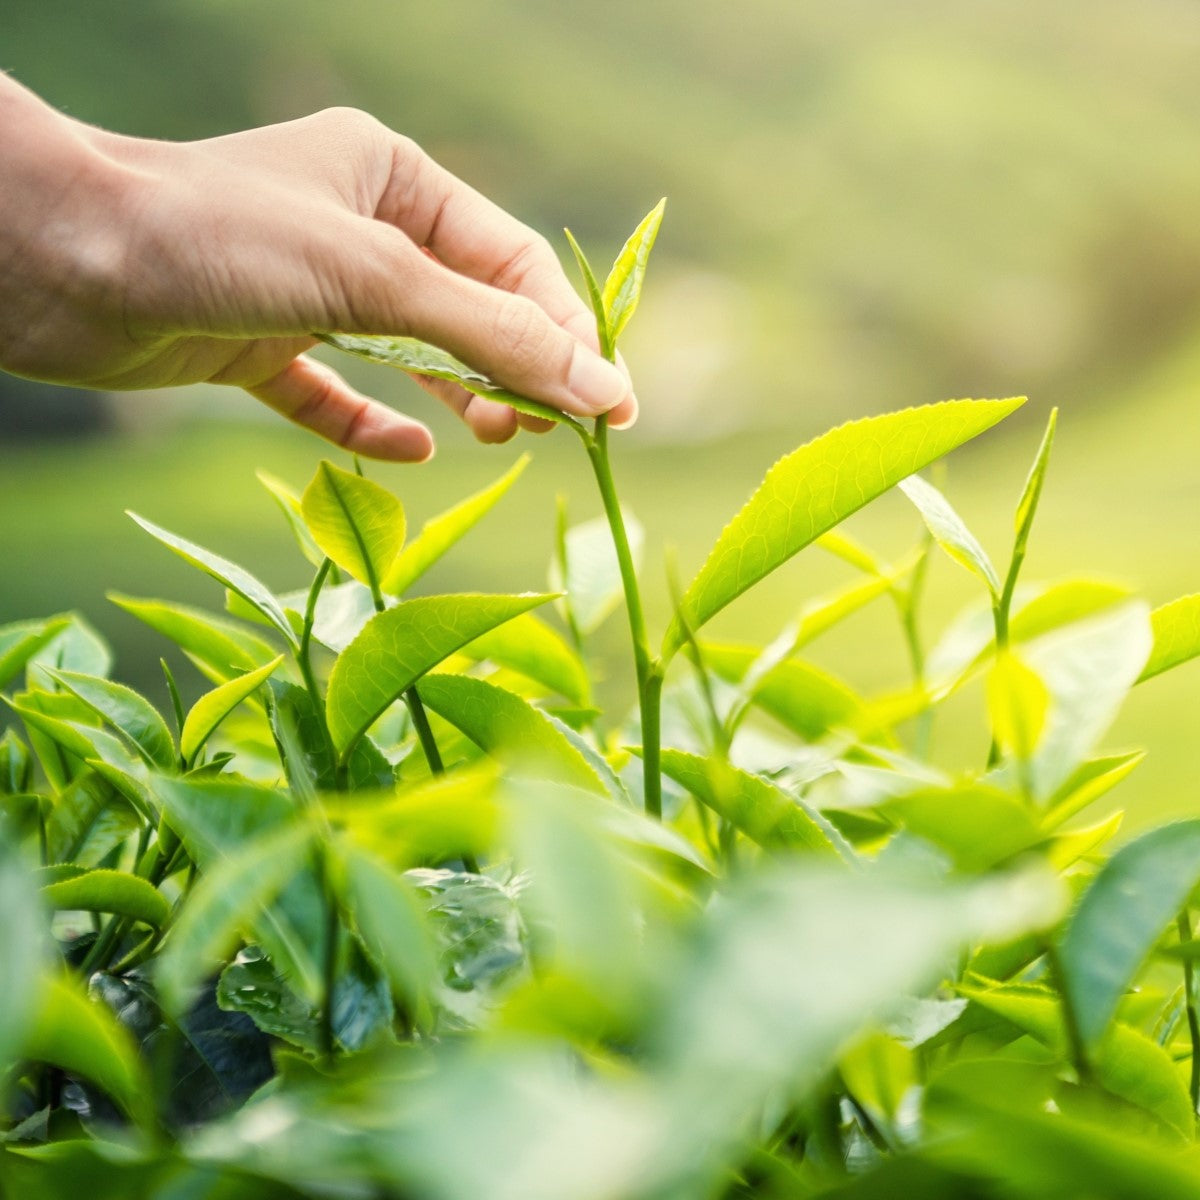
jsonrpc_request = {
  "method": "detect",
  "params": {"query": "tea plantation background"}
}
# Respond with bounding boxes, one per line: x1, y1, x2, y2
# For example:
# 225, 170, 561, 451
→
3, 0, 1200, 830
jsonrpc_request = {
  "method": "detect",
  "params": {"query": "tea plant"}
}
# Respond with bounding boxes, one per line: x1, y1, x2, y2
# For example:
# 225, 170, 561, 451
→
4, 206, 1200, 1199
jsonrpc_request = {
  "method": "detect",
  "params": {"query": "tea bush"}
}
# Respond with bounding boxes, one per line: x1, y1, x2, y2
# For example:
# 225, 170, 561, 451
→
3, 206, 1200, 1200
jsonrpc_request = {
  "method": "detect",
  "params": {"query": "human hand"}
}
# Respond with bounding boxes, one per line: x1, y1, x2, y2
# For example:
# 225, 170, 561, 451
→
0, 79, 636, 460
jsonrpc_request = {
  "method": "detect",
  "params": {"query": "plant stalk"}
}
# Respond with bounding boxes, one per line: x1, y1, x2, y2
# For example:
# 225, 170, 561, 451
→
585, 416, 662, 817
1179, 909, 1200, 1115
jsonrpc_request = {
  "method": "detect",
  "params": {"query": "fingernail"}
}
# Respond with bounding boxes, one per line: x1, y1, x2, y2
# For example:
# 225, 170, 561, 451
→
609, 392, 639, 431
568, 347, 631, 414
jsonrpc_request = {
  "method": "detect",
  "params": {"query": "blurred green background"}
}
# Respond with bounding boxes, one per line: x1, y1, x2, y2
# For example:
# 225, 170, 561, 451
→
3, 0, 1200, 829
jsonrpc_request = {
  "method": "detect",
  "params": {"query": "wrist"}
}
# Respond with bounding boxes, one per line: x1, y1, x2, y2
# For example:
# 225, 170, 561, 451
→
0, 76, 143, 382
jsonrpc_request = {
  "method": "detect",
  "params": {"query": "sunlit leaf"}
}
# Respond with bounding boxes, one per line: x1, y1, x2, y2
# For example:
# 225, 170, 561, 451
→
1042, 751, 1145, 829
564, 228, 611, 358
0, 616, 71, 691
601, 198, 666, 342
108, 592, 279, 681
257, 470, 325, 568
300, 459, 404, 592
318, 333, 583, 429
383, 455, 529, 595
657, 748, 843, 855
987, 649, 1050, 764
49, 669, 175, 771
42, 868, 169, 929
127, 513, 298, 647
460, 612, 589, 707
899, 473, 1000, 596
418, 674, 606, 793
326, 593, 553, 758
549, 509, 644, 636
1138, 593, 1200, 683
664, 398, 1024, 658
180, 655, 285, 765
1011, 406, 1057, 564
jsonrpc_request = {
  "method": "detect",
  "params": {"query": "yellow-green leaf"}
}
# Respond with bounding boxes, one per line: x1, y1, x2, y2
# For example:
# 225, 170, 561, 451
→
664, 398, 1024, 658
180, 655, 284, 765
42, 868, 169, 928
601, 198, 666, 343
301, 460, 404, 592
1138, 593, 1200, 683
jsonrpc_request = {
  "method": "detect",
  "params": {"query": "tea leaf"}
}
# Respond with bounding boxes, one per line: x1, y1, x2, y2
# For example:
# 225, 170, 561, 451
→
0, 854, 45, 1068
42, 868, 169, 929
326, 593, 553, 758
318, 333, 583, 429
701, 643, 864, 741
157, 823, 315, 1018
48, 669, 176, 771
549, 509, 645, 636
960, 983, 1192, 1136
1042, 751, 1145, 829
664, 398, 1024, 658
0, 616, 70, 692
564, 228, 611, 358
460, 612, 589, 707
20, 973, 151, 1125
154, 776, 323, 1001
257, 470, 325, 568
383, 455, 529, 595
300, 460, 404, 593
898, 473, 1000, 597
127, 514, 298, 647
1058, 819, 1200, 1051
417, 674, 606, 793
180, 655, 285, 765
601, 198, 666, 342
1138, 593, 1200, 683
341, 845, 436, 1020
1012, 406, 1058, 563
26, 613, 113, 682
108, 593, 279, 681
656, 748, 843, 855
986, 649, 1050, 763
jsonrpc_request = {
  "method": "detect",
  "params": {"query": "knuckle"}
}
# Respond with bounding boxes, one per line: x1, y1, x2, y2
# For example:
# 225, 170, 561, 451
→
315, 106, 385, 142
489, 294, 553, 370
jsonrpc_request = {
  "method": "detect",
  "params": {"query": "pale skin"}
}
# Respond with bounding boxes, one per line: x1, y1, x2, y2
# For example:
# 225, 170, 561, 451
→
0, 74, 637, 461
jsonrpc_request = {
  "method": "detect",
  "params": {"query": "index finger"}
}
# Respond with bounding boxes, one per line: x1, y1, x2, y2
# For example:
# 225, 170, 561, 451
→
377, 138, 601, 341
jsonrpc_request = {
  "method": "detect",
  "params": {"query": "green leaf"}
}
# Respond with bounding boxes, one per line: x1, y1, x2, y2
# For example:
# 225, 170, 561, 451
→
0, 854, 46, 1068
459, 612, 589, 706
601, 198, 666, 343
417, 674, 606, 793
0, 616, 70, 691
986, 649, 1050, 763
563, 228, 611, 358
42, 868, 169, 928
109, 592, 279, 681
20, 973, 151, 1125
317, 333, 583, 429
325, 593, 553, 758
664, 398, 1024, 658
180, 655, 285, 765
157, 823, 315, 1017
1011, 406, 1057, 562
25, 613, 113, 682
300, 460, 405, 593
154, 776, 323, 1001
341, 846, 436, 1020
126, 513, 298, 647
960, 983, 1193, 1137
1042, 750, 1145, 828
1139, 593, 1200, 683
548, 509, 644, 636
1058, 818, 1200, 1051
383, 455, 529, 595
257, 470, 325, 568
48, 669, 175, 771
45, 775, 141, 868
701, 643, 864, 741
879, 785, 1044, 872
657, 748, 843, 855
898, 473, 1000, 596
1015, 601, 1152, 801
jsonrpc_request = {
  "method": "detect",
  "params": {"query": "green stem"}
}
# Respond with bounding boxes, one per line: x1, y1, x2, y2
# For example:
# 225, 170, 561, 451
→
299, 557, 336, 751
405, 687, 444, 775
1179, 910, 1200, 1115
319, 846, 339, 1064
585, 416, 663, 818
